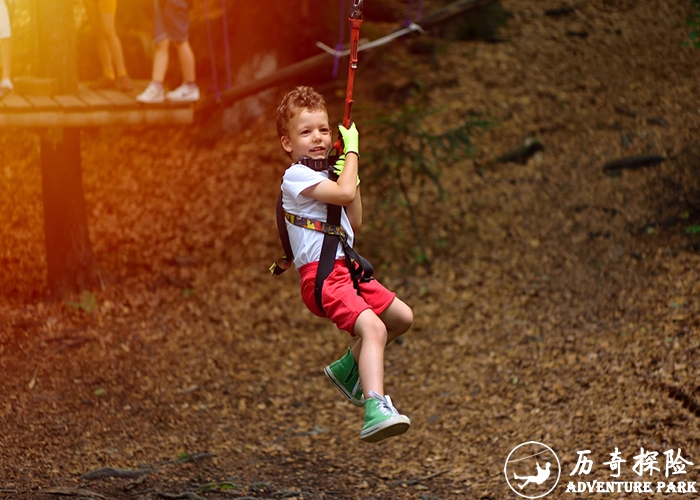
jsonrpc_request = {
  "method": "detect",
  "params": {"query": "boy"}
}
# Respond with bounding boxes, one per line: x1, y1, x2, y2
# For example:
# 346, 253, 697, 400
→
276, 86, 413, 443
136, 0, 199, 103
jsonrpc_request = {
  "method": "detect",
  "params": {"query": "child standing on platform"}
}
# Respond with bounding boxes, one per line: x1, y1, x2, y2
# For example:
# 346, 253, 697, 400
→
84, 0, 133, 91
137, 0, 199, 103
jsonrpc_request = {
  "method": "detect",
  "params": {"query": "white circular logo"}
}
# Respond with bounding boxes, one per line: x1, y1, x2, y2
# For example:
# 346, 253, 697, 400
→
504, 441, 561, 498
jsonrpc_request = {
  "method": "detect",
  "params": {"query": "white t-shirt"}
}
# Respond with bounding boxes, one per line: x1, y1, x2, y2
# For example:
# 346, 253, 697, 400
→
281, 163, 355, 270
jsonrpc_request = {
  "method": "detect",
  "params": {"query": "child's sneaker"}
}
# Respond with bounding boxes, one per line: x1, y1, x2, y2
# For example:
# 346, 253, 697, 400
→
136, 82, 165, 104
0, 78, 13, 98
360, 391, 410, 443
324, 347, 364, 406
166, 82, 200, 103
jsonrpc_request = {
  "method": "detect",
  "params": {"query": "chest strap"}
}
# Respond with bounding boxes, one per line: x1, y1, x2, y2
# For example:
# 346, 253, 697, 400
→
270, 156, 372, 315
285, 210, 374, 313
284, 212, 347, 239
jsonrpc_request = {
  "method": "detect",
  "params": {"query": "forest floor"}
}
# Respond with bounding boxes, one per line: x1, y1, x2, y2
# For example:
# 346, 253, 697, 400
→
2, 1, 700, 499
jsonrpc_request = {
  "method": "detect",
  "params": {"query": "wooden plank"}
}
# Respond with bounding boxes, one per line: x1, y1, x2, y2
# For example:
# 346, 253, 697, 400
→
12, 76, 58, 96
76, 88, 112, 108
0, 108, 194, 127
1, 93, 33, 110
24, 95, 60, 110
53, 94, 88, 111
131, 79, 150, 94
95, 89, 134, 107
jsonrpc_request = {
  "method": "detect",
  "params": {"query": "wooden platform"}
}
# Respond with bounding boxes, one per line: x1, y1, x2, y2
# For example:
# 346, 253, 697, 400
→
0, 80, 194, 127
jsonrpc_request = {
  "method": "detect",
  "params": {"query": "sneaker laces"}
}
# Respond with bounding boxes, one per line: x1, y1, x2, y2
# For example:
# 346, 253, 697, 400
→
368, 391, 400, 417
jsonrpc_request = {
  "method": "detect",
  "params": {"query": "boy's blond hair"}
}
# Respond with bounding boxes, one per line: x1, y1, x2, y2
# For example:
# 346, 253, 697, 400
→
276, 86, 328, 139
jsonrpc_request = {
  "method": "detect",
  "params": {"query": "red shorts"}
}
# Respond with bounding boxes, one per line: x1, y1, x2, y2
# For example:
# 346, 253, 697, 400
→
299, 259, 396, 336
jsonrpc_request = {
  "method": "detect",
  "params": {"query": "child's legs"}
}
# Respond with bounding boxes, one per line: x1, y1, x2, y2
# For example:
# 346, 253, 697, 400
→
0, 38, 10, 81
85, 0, 113, 77
173, 40, 195, 83
380, 297, 413, 342
151, 38, 169, 83
160, 0, 193, 82
350, 297, 413, 363
353, 309, 387, 398
99, 11, 127, 76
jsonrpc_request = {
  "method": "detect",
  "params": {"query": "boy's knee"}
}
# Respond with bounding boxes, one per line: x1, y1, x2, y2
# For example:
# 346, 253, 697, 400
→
402, 306, 414, 331
391, 302, 414, 335
355, 311, 387, 344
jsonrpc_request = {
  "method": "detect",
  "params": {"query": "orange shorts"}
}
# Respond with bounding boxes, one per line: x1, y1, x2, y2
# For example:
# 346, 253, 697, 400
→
299, 259, 396, 336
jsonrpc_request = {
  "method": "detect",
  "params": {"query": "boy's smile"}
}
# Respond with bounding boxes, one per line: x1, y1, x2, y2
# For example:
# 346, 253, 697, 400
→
281, 109, 332, 161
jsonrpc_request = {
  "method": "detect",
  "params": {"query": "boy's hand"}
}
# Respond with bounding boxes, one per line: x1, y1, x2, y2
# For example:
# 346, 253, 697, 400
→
338, 122, 359, 157
332, 155, 360, 186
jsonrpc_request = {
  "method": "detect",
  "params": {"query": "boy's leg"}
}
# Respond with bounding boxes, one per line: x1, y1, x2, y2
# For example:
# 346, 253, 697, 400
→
151, 38, 170, 83
175, 40, 195, 84
84, 0, 114, 80
353, 309, 387, 397
354, 309, 410, 443
0, 38, 10, 85
350, 297, 413, 362
136, 38, 167, 103
99, 10, 127, 78
0, 1, 11, 92
159, 0, 199, 101
165, 40, 199, 101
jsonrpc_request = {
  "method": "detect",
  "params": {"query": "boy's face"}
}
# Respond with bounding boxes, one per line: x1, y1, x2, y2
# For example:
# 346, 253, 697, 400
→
280, 109, 332, 162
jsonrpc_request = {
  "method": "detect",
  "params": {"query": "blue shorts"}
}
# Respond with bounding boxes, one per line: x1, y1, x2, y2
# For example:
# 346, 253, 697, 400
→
153, 0, 190, 44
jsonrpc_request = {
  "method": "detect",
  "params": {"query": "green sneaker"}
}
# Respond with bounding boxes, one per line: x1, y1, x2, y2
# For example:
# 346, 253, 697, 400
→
324, 348, 364, 406
360, 391, 411, 443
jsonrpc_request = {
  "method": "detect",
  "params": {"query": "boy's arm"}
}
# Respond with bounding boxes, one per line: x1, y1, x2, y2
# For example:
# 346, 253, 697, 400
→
301, 152, 359, 206
345, 185, 362, 231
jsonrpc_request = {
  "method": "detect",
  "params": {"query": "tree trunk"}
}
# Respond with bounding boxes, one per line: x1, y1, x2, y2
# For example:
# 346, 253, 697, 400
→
40, 129, 96, 295
35, 0, 96, 295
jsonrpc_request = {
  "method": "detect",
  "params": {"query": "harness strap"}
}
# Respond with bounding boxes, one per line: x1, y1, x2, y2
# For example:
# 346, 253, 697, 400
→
285, 209, 374, 312
271, 157, 373, 315
285, 213, 373, 286
269, 192, 293, 275
285, 212, 347, 238
315, 203, 343, 313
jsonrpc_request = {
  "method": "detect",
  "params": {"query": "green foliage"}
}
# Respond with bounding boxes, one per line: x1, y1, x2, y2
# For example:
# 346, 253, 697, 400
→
363, 90, 490, 262
684, 0, 700, 48
66, 290, 98, 314
685, 224, 700, 235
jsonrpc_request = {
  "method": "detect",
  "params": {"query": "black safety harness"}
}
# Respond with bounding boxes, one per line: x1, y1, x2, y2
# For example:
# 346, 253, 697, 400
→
270, 156, 373, 314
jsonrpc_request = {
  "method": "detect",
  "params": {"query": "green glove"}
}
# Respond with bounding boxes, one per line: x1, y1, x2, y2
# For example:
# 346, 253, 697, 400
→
338, 122, 359, 157
332, 155, 360, 186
